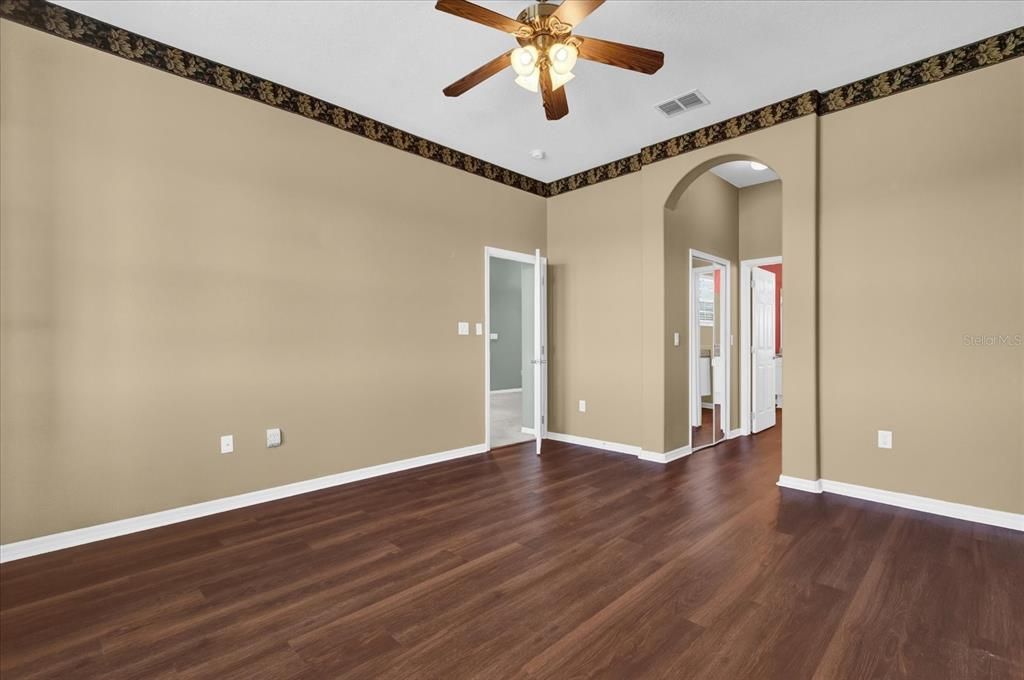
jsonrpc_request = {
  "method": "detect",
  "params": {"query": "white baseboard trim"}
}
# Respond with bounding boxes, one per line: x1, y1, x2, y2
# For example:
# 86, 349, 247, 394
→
490, 388, 522, 394
776, 475, 1023, 531
520, 426, 536, 435
777, 475, 823, 493
546, 432, 641, 457
727, 428, 748, 440
639, 445, 693, 464
820, 479, 1024, 531
0, 442, 488, 563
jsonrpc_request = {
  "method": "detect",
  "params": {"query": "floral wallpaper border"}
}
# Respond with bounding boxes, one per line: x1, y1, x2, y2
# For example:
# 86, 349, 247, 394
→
0, 0, 549, 196
2, 2, 1021, 199
546, 154, 643, 197
817, 26, 1023, 113
548, 24, 1023, 194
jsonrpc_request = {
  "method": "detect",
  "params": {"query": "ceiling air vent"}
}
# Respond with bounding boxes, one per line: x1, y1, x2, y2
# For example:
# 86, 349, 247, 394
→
656, 89, 709, 118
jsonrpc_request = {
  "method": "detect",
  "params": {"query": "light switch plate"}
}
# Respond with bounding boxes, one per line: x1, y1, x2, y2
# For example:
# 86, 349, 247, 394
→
475, 323, 483, 336
220, 435, 234, 454
578, 400, 587, 413
457, 322, 469, 335
490, 333, 498, 340
877, 430, 893, 449
673, 332, 680, 347
266, 428, 282, 448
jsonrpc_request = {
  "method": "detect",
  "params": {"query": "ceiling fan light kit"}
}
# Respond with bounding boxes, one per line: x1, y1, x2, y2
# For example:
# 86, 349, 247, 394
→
437, 0, 664, 120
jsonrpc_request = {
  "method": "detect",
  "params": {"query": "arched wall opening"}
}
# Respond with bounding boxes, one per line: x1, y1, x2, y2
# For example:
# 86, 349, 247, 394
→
636, 114, 818, 483
662, 156, 782, 455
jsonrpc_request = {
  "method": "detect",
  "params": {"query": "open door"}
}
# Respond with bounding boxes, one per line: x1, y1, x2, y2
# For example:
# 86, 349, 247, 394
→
751, 266, 777, 433
533, 249, 548, 455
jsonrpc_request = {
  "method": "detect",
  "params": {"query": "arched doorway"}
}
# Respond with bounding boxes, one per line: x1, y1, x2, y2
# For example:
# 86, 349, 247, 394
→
663, 158, 782, 455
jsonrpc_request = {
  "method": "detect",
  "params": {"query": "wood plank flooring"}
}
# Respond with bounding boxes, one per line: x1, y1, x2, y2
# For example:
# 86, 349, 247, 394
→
2, 419, 1022, 679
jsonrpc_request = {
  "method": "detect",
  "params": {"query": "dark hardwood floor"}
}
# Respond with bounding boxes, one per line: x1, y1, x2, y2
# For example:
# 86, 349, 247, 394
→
2, 418, 1022, 679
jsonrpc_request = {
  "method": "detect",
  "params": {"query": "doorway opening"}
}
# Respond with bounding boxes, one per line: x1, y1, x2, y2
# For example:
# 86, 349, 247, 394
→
741, 257, 783, 435
484, 247, 548, 453
689, 250, 730, 452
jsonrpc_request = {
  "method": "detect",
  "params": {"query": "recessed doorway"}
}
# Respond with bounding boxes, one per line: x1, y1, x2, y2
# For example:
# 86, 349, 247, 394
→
689, 249, 730, 452
740, 256, 783, 435
484, 247, 548, 453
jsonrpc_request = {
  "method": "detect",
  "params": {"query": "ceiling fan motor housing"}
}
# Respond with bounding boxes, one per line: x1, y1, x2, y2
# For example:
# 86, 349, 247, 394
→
515, 1, 576, 55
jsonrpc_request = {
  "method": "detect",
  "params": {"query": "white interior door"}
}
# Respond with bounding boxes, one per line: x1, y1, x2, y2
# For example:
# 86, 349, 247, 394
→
533, 250, 548, 455
751, 267, 777, 433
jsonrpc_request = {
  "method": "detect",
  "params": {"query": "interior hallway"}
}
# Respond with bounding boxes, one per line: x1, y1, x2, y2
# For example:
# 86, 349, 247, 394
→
2, 416, 1020, 679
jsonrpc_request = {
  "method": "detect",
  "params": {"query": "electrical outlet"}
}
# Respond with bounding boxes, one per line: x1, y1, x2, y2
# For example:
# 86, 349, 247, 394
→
220, 435, 234, 454
475, 323, 483, 336
673, 332, 680, 347
266, 428, 282, 448
578, 400, 587, 413
877, 430, 893, 449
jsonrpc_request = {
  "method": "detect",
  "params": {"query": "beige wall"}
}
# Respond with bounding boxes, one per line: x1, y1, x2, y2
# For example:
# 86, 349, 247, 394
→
819, 58, 1023, 514
0, 23, 546, 542
3, 20, 1021, 545
546, 174, 644, 446
739, 180, 782, 261
545, 116, 819, 468
546, 116, 818, 472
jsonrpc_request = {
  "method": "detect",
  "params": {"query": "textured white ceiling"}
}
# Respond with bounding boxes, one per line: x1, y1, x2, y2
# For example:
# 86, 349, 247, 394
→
57, 1, 1024, 182
710, 161, 779, 188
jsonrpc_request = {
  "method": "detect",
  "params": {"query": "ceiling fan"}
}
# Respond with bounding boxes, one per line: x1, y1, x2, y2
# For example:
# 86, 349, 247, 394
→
436, 0, 664, 120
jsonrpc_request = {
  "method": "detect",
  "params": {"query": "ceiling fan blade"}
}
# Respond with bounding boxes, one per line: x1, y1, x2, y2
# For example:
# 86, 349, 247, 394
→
443, 50, 513, 97
551, 0, 605, 28
540, 68, 569, 121
435, 0, 531, 35
576, 35, 664, 74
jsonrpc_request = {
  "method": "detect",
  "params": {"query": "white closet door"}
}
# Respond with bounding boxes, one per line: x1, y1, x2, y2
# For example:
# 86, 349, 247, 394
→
751, 267, 777, 433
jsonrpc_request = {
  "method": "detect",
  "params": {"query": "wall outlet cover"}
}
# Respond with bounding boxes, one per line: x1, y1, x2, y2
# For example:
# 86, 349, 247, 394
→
877, 430, 893, 449
475, 323, 483, 336
220, 435, 234, 454
266, 428, 282, 448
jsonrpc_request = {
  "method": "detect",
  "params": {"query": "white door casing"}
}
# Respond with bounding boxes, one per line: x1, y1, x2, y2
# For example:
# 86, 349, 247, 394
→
690, 265, 714, 425
533, 249, 548, 455
751, 266, 777, 433
484, 246, 544, 451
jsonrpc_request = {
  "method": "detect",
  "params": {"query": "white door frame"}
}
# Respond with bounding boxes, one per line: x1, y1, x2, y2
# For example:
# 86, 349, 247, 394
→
532, 249, 548, 455
740, 256, 782, 436
688, 249, 731, 451
689, 264, 716, 428
484, 246, 543, 451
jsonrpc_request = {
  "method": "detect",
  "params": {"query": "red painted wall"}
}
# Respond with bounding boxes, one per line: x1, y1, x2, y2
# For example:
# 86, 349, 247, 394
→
758, 264, 782, 353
